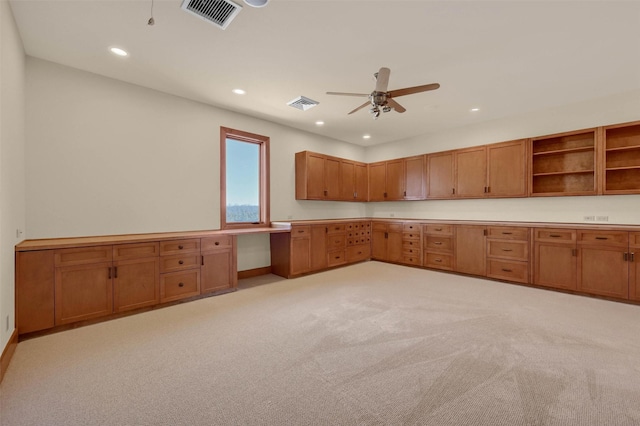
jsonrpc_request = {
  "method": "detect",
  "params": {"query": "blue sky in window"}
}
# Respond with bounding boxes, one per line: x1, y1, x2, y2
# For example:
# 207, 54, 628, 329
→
226, 138, 259, 206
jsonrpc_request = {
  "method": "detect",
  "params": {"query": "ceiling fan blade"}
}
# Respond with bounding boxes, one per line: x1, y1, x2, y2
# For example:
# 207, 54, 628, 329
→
388, 83, 440, 98
387, 98, 406, 113
326, 92, 369, 97
348, 101, 371, 115
375, 67, 391, 93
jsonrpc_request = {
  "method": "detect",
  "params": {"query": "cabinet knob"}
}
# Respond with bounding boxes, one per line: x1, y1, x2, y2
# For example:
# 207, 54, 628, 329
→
178, 282, 184, 287
178, 245, 184, 249
595, 237, 608, 240
179, 260, 184, 265
215, 241, 220, 245
435, 258, 442, 263
501, 248, 513, 252
434, 242, 442, 245
501, 268, 513, 272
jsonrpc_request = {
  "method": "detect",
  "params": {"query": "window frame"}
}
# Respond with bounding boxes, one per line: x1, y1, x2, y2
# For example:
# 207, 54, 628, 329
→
220, 127, 270, 230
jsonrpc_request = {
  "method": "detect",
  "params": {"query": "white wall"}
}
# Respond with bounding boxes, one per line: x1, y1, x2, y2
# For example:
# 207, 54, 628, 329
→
1, 0, 26, 351
25, 58, 368, 270
365, 90, 640, 225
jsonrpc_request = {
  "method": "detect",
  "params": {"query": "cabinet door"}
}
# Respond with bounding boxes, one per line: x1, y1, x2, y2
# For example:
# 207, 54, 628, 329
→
533, 243, 577, 290
113, 257, 159, 312
386, 159, 405, 200
369, 162, 387, 201
305, 153, 326, 199
372, 224, 387, 260
354, 163, 369, 201
427, 152, 454, 198
456, 147, 487, 198
487, 140, 527, 197
455, 226, 486, 276
630, 251, 640, 301
55, 262, 113, 325
325, 157, 341, 199
310, 225, 328, 271
340, 160, 355, 201
290, 237, 311, 275
16, 251, 55, 334
387, 228, 404, 263
404, 155, 425, 200
578, 246, 629, 299
201, 250, 234, 294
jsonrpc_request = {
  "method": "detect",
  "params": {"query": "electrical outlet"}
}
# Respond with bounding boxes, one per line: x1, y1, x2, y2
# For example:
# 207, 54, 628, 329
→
5, 315, 8, 331
596, 215, 609, 222
16, 229, 23, 238
583, 215, 595, 221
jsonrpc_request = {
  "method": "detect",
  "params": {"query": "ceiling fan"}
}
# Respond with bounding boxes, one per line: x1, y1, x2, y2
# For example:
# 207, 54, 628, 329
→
327, 67, 440, 119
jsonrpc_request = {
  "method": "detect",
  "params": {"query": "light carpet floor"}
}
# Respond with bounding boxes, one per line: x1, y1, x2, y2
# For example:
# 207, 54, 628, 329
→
2, 261, 640, 425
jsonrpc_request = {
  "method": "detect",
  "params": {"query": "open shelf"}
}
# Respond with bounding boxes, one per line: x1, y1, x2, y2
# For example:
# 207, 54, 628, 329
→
604, 122, 640, 194
531, 129, 596, 196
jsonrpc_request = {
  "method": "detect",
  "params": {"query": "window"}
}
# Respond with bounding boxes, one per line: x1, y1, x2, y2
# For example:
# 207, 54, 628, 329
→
220, 127, 270, 229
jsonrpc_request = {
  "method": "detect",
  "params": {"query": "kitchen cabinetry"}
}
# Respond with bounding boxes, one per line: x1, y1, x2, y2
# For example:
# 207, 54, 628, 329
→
340, 160, 369, 201
577, 230, 629, 299
423, 224, 454, 271
530, 129, 597, 196
603, 121, 640, 194
402, 223, 422, 266
159, 239, 200, 303
295, 151, 340, 200
369, 156, 425, 201
486, 226, 530, 283
630, 233, 640, 301
454, 225, 487, 276
533, 228, 577, 291
486, 140, 528, 197
16, 251, 55, 334
200, 235, 237, 294
427, 151, 455, 198
455, 146, 487, 198
346, 221, 371, 263
372, 222, 403, 262
326, 223, 347, 267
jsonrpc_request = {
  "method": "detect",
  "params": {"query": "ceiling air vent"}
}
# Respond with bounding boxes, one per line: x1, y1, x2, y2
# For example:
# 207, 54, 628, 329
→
181, 0, 242, 30
287, 96, 319, 111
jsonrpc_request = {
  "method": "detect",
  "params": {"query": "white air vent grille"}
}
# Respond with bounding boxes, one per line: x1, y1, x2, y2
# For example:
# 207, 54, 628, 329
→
287, 96, 319, 111
181, 0, 242, 30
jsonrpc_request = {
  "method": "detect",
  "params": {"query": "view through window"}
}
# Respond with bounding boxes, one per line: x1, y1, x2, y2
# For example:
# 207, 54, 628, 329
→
220, 127, 269, 229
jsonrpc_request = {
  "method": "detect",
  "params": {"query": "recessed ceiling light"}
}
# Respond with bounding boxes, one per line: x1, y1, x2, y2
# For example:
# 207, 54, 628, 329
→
232, 89, 246, 95
363, 135, 371, 139
109, 47, 128, 57
315, 121, 325, 126
470, 107, 480, 112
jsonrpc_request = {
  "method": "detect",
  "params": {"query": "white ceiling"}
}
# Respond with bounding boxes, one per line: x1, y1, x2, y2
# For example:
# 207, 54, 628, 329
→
9, 0, 640, 146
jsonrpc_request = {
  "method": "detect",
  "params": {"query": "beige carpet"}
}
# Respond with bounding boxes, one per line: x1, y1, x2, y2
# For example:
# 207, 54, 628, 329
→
2, 261, 640, 425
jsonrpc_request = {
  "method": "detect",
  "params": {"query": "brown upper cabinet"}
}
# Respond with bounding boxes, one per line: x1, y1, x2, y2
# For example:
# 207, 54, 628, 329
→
530, 128, 598, 196
603, 121, 640, 194
369, 156, 425, 201
296, 151, 367, 201
427, 139, 527, 199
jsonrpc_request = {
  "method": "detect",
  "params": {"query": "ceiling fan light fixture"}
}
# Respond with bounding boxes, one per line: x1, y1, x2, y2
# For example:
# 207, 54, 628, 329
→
243, 0, 269, 7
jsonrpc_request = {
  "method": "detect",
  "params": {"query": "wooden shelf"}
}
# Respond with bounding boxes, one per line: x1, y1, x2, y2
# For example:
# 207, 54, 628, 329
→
533, 170, 594, 177
532, 146, 594, 156
606, 145, 640, 153
606, 166, 640, 172
604, 121, 640, 194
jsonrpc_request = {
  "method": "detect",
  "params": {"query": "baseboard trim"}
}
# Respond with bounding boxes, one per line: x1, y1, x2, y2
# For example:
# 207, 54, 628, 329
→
0, 328, 18, 383
238, 266, 272, 280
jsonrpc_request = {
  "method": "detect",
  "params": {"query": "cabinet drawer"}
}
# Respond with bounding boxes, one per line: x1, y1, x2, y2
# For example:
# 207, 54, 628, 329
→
403, 231, 421, 241
372, 222, 387, 231
487, 227, 529, 241
425, 236, 453, 252
291, 226, 311, 238
424, 224, 453, 235
160, 270, 200, 302
534, 229, 576, 243
346, 245, 370, 263
487, 259, 529, 284
160, 239, 200, 255
403, 255, 422, 266
201, 235, 232, 251
403, 223, 420, 232
578, 230, 628, 247
326, 224, 346, 234
388, 223, 404, 232
487, 240, 528, 261
113, 242, 159, 260
403, 240, 420, 250
327, 250, 346, 267
55, 246, 113, 267
631, 232, 640, 247
160, 254, 201, 273
403, 246, 420, 257
327, 234, 346, 249
347, 237, 370, 246
424, 252, 453, 270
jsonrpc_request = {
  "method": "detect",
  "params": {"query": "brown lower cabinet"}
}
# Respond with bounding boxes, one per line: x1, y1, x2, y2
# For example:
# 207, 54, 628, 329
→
372, 222, 403, 263
533, 229, 577, 290
454, 225, 487, 276
16, 236, 236, 335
